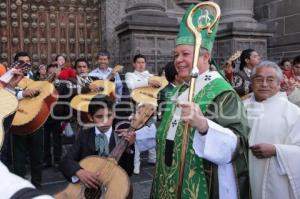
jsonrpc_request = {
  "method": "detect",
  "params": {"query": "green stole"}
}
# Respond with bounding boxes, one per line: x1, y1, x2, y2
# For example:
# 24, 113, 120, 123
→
152, 76, 233, 199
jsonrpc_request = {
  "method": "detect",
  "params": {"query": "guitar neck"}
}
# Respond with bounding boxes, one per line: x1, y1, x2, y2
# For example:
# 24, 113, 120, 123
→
108, 126, 135, 161
106, 72, 115, 81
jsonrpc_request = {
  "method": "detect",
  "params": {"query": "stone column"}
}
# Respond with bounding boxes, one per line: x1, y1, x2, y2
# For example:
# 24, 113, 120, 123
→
125, 0, 166, 16
173, 0, 273, 64
116, 0, 178, 73
220, 0, 255, 23
100, 0, 127, 63
175, 0, 199, 9
213, 0, 273, 65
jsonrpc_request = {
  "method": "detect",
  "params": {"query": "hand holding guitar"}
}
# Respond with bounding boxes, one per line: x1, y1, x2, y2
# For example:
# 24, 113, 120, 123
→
55, 103, 156, 199
88, 83, 104, 93
1, 61, 31, 88
22, 88, 40, 98
148, 78, 161, 88
115, 129, 136, 146
106, 65, 123, 81
75, 169, 101, 189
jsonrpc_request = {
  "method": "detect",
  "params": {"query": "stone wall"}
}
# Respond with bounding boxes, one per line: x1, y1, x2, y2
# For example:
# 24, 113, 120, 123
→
254, 0, 300, 62
103, 0, 180, 70
100, 0, 127, 64
102, 0, 300, 68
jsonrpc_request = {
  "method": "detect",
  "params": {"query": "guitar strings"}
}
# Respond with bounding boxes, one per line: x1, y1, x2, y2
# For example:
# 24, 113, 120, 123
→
86, 105, 154, 199
87, 158, 114, 199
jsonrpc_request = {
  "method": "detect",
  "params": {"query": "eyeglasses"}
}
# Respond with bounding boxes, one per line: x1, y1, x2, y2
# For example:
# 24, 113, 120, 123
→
252, 76, 277, 84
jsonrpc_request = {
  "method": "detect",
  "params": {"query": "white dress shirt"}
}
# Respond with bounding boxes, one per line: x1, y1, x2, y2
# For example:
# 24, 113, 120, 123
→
125, 70, 153, 91
89, 67, 123, 101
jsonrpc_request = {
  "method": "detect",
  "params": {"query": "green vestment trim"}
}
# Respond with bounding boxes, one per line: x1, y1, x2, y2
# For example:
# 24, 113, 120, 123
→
151, 77, 233, 199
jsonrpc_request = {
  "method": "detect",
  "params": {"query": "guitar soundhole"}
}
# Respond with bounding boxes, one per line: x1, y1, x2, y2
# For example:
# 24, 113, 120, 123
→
84, 187, 102, 199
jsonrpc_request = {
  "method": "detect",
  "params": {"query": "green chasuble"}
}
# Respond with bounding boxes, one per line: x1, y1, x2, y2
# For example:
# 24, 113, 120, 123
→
151, 72, 250, 199
157, 83, 177, 121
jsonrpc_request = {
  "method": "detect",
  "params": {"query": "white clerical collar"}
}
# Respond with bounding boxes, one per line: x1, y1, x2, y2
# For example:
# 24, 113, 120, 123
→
94, 127, 112, 141
198, 70, 210, 77
252, 92, 287, 104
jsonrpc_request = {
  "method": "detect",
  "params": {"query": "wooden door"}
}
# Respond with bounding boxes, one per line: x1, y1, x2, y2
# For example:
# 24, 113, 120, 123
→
0, 0, 101, 67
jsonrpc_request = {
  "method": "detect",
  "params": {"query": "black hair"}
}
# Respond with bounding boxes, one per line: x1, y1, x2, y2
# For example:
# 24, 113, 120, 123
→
164, 61, 177, 83
55, 54, 66, 61
14, 51, 31, 62
158, 66, 165, 76
74, 58, 89, 69
97, 50, 110, 59
239, 49, 255, 70
279, 57, 291, 67
46, 63, 58, 72
133, 54, 146, 63
293, 55, 300, 65
88, 94, 114, 116
224, 60, 235, 69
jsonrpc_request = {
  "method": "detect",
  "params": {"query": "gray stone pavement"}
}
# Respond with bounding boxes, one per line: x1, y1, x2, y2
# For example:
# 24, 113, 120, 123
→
41, 153, 154, 199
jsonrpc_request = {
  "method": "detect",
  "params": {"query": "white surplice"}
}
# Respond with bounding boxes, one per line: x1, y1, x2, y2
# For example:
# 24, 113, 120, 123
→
244, 92, 300, 199
168, 71, 238, 199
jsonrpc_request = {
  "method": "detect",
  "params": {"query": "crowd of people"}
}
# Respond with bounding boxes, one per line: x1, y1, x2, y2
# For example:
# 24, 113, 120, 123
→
0, 3, 300, 199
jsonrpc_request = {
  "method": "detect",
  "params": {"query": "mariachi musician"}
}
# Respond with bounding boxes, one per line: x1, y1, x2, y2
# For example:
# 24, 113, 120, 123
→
59, 94, 135, 199
0, 51, 44, 188
67, 58, 102, 95
43, 61, 85, 170
89, 50, 123, 102
125, 54, 161, 174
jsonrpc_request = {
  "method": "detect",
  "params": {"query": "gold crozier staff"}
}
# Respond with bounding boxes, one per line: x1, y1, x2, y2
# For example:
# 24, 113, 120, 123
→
177, 2, 221, 198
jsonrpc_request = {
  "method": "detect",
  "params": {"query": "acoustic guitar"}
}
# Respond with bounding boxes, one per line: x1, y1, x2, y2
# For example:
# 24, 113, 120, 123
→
0, 88, 18, 149
11, 78, 58, 134
55, 103, 156, 199
106, 64, 124, 81
131, 75, 168, 106
70, 80, 116, 113
70, 80, 116, 124
70, 65, 123, 123
0, 61, 32, 138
